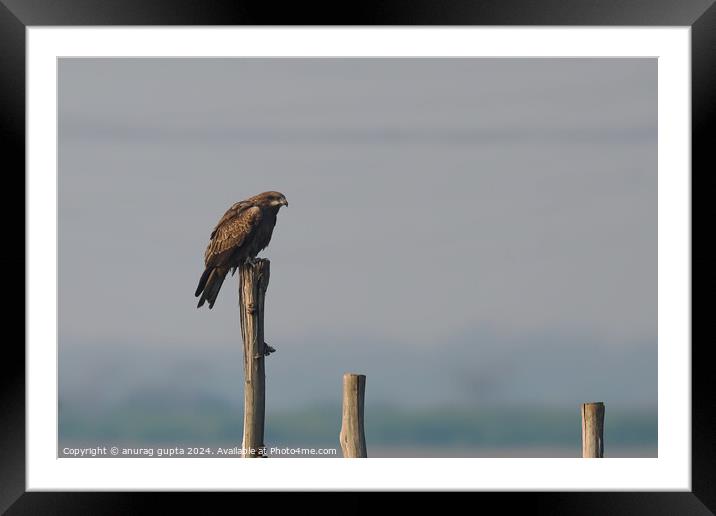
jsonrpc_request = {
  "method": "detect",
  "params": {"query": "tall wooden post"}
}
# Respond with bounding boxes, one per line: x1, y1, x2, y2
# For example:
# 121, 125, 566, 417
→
239, 259, 270, 458
339, 373, 367, 458
581, 402, 605, 458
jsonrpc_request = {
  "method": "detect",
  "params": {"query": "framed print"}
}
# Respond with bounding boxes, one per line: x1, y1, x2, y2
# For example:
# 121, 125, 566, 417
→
2, 0, 712, 511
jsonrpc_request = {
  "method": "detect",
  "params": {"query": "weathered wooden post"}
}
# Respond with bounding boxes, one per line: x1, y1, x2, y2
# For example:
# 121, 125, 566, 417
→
581, 402, 605, 458
239, 259, 271, 458
339, 373, 367, 458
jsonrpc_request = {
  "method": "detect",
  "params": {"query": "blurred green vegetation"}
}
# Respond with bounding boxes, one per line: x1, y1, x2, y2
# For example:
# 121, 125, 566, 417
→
60, 397, 656, 449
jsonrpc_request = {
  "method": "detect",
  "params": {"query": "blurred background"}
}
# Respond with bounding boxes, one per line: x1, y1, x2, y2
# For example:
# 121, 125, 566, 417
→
58, 58, 656, 457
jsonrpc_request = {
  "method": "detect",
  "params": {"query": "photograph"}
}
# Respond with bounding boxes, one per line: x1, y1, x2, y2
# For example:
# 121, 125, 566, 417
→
4, 6, 708, 507
57, 57, 657, 460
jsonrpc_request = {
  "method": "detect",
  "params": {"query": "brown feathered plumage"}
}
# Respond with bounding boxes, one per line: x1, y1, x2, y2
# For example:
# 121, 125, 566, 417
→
195, 191, 288, 308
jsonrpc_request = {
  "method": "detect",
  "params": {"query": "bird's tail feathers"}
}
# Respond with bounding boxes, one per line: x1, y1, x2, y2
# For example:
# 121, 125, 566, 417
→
196, 266, 229, 309
195, 267, 212, 297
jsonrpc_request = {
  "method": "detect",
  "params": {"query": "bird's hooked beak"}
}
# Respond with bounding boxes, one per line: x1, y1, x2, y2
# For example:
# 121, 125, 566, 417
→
281, 198, 288, 207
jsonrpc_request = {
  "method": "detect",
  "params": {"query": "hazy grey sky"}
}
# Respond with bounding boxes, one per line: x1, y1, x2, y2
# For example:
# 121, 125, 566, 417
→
58, 58, 656, 412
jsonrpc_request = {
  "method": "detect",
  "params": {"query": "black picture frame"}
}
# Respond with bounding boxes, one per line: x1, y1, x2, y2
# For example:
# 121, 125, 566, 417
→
2, 0, 712, 512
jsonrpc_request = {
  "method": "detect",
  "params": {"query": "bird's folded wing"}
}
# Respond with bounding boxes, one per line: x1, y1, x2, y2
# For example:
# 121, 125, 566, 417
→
209, 200, 251, 239
204, 205, 262, 266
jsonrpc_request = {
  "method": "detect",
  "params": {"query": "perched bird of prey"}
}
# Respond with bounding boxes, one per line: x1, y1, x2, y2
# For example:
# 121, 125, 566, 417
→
195, 191, 288, 309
